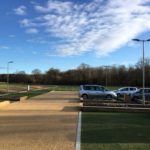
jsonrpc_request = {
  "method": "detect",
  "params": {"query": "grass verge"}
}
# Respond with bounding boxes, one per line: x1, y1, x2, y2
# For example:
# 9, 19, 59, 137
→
81, 112, 150, 150
0, 89, 50, 101
48, 85, 79, 91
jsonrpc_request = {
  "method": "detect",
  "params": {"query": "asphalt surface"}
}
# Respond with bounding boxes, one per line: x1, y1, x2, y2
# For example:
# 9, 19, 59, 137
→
0, 91, 80, 150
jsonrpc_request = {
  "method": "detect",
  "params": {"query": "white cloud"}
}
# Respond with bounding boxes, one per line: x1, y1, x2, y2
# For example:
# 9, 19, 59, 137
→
20, 0, 150, 56
27, 37, 49, 44
32, 51, 37, 55
35, 0, 72, 14
8, 35, 16, 38
25, 28, 39, 34
8, 34, 16, 38
14, 5, 27, 15
0, 46, 9, 49
20, 18, 36, 27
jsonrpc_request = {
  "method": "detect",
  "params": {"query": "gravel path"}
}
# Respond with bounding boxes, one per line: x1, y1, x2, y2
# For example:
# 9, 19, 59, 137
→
0, 91, 80, 150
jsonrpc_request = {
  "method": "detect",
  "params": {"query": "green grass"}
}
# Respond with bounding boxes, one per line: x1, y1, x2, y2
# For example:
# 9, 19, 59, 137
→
0, 83, 49, 93
47, 85, 120, 91
82, 112, 150, 150
48, 85, 79, 91
0, 82, 120, 92
107, 86, 121, 90
0, 89, 50, 100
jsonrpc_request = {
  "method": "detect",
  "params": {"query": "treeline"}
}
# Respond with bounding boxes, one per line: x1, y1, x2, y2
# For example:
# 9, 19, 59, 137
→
0, 59, 150, 87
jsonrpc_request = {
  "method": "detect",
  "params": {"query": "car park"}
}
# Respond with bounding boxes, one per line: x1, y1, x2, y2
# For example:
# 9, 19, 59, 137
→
79, 85, 117, 100
131, 88, 150, 101
114, 87, 138, 97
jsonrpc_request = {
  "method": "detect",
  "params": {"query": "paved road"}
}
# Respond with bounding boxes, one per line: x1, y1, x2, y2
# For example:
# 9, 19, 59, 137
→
0, 91, 80, 150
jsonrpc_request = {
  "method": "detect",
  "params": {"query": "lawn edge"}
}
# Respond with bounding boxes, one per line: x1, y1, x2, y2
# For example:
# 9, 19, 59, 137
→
76, 111, 81, 150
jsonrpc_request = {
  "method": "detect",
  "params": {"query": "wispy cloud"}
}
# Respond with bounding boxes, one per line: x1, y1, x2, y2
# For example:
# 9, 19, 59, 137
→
32, 51, 37, 55
14, 5, 27, 15
20, 0, 150, 56
25, 28, 39, 34
8, 35, 16, 38
0, 46, 9, 49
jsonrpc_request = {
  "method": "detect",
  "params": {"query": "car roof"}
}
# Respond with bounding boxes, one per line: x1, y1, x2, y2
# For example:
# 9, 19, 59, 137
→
81, 84, 101, 86
80, 84, 102, 86
119, 87, 137, 89
139, 88, 150, 90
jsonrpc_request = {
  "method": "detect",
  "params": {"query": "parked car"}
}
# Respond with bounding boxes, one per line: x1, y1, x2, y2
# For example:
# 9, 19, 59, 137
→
131, 88, 150, 101
79, 85, 117, 100
114, 87, 138, 97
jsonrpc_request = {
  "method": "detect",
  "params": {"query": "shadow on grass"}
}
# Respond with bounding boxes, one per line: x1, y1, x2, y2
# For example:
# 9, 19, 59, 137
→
61, 106, 80, 112
82, 112, 150, 144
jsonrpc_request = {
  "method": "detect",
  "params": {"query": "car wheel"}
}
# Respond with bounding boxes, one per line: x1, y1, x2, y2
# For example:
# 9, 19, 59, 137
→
133, 96, 138, 101
82, 94, 88, 100
106, 95, 112, 100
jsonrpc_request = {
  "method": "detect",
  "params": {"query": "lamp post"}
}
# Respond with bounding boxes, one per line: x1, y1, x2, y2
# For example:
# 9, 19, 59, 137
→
7, 61, 13, 93
103, 66, 110, 88
132, 39, 150, 105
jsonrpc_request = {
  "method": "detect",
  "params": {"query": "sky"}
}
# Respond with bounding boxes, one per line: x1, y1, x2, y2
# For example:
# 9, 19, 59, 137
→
0, 0, 150, 74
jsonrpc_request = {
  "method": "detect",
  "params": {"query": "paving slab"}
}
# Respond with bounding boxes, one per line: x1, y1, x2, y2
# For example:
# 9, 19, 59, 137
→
0, 91, 80, 150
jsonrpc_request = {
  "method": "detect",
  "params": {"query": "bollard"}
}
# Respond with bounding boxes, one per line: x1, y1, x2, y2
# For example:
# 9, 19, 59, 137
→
27, 85, 30, 91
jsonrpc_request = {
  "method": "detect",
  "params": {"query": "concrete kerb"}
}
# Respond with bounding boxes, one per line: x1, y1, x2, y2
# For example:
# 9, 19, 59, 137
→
20, 96, 28, 102
0, 101, 10, 108
76, 111, 81, 150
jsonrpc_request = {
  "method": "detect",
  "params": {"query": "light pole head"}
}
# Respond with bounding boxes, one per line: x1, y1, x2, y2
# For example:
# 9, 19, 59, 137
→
132, 39, 141, 42
147, 39, 150, 41
8, 61, 13, 64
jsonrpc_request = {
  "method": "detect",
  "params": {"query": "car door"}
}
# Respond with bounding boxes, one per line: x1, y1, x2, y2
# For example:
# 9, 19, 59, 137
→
89, 86, 102, 98
120, 88, 129, 95
96, 86, 105, 98
145, 89, 149, 100
86, 86, 97, 98
129, 87, 137, 94
147, 89, 150, 100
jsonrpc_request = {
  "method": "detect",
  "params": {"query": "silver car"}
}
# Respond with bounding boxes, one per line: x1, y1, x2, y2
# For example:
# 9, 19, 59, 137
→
131, 88, 150, 101
79, 85, 117, 100
114, 87, 138, 97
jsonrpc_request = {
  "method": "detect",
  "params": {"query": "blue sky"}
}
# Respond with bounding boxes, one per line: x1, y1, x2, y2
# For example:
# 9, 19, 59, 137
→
0, 0, 150, 74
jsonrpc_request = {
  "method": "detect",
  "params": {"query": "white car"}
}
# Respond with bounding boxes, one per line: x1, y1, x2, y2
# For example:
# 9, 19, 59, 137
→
79, 85, 117, 100
114, 87, 138, 97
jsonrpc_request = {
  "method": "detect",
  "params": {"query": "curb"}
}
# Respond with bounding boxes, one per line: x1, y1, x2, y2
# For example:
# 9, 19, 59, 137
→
0, 101, 10, 108
82, 106, 150, 112
20, 96, 28, 102
76, 111, 81, 150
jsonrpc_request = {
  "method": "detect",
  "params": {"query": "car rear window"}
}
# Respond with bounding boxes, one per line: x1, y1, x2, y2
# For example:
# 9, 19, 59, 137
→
83, 86, 92, 90
120, 88, 128, 91
130, 88, 136, 91
145, 89, 150, 93
83, 85, 102, 91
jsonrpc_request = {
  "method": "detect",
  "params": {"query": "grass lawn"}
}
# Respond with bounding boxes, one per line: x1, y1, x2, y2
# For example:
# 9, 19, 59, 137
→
47, 85, 120, 91
48, 85, 79, 91
0, 83, 49, 93
0, 83, 120, 93
82, 112, 150, 150
0, 89, 50, 101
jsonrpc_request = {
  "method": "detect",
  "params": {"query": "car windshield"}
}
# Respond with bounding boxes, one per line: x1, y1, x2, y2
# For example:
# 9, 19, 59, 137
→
120, 88, 128, 91
136, 89, 141, 93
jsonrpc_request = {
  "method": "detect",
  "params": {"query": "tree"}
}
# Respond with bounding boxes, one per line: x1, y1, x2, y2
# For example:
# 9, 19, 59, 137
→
32, 69, 42, 75
31, 69, 43, 84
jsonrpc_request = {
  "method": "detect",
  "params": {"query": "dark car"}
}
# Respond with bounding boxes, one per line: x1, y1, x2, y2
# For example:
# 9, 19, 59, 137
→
131, 88, 150, 101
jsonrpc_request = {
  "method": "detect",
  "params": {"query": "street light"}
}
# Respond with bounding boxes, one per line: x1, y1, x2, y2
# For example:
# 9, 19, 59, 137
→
132, 38, 150, 105
103, 66, 110, 88
7, 61, 13, 93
